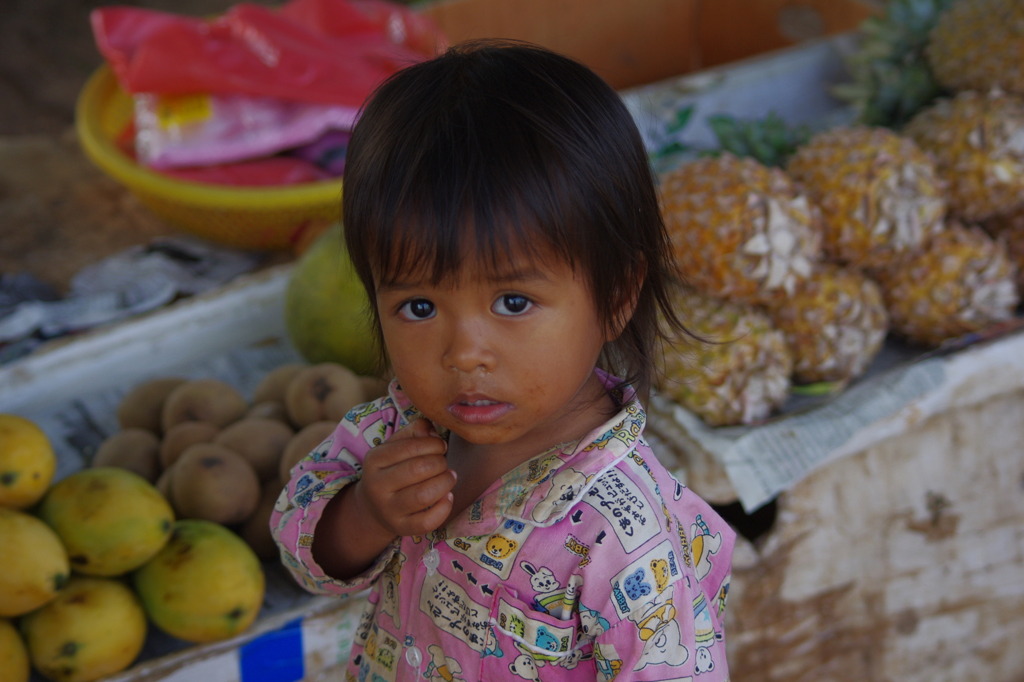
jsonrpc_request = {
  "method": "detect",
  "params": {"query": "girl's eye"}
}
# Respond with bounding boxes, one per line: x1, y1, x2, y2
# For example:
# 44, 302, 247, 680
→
398, 298, 436, 320
493, 294, 532, 316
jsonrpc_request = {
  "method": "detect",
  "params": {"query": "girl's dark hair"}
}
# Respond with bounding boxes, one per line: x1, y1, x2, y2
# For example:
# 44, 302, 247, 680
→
343, 39, 687, 399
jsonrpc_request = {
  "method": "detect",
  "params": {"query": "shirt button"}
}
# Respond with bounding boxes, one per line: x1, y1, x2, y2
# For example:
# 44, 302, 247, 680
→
405, 645, 423, 668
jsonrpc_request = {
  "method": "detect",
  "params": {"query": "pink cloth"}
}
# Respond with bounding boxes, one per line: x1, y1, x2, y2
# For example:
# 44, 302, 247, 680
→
271, 374, 735, 680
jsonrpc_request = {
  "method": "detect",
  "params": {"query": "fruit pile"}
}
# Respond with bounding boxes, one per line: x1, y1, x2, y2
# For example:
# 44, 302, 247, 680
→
1, 412, 267, 682
98, 361, 386, 559
0, 361, 383, 682
653, 0, 1024, 427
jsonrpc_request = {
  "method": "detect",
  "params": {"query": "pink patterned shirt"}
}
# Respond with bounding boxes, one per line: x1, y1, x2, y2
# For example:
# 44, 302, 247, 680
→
271, 373, 735, 681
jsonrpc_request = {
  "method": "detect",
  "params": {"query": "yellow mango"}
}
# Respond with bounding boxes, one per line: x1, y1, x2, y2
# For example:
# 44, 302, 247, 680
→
0, 618, 30, 682
133, 519, 265, 643
36, 467, 174, 577
20, 576, 146, 682
0, 413, 56, 510
0, 507, 69, 617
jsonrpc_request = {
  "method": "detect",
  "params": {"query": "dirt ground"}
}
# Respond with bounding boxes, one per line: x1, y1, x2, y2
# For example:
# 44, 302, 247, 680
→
0, 0, 277, 292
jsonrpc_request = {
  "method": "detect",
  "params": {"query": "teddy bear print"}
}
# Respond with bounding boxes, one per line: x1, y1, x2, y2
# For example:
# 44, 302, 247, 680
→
509, 653, 541, 680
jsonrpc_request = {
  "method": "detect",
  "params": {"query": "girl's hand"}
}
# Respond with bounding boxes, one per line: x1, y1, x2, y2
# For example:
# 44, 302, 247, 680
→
353, 418, 455, 538
312, 418, 454, 579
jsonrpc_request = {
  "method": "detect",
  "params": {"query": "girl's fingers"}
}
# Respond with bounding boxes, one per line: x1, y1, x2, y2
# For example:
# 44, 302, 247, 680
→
366, 422, 446, 471
389, 468, 457, 518
388, 417, 437, 441
368, 438, 447, 470
366, 451, 450, 494
358, 418, 453, 536
401, 490, 454, 536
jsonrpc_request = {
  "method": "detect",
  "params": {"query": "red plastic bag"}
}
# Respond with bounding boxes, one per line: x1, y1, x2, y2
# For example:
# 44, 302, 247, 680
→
91, 0, 445, 106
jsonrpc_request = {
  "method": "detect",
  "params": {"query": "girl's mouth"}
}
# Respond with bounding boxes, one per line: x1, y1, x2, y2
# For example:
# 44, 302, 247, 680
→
447, 396, 513, 425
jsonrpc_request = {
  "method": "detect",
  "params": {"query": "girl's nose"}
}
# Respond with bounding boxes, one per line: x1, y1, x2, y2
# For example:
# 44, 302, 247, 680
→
443, 318, 496, 374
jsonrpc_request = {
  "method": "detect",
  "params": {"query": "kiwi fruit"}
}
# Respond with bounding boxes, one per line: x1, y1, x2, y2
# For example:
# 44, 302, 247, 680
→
240, 481, 283, 560
214, 418, 294, 482
285, 363, 365, 427
359, 374, 390, 402
324, 383, 367, 422
159, 420, 220, 469
155, 465, 175, 500
116, 376, 187, 434
252, 363, 307, 404
279, 420, 336, 483
91, 428, 162, 482
161, 378, 248, 432
245, 400, 290, 423
170, 443, 260, 525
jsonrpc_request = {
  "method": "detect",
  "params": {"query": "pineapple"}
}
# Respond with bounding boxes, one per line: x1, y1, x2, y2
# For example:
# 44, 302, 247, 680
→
786, 125, 947, 269
657, 287, 793, 427
983, 207, 1024, 294
926, 0, 1024, 97
833, 0, 954, 129
998, 228, 1024, 297
872, 223, 1019, 347
763, 264, 889, 385
903, 89, 1024, 222
659, 153, 822, 305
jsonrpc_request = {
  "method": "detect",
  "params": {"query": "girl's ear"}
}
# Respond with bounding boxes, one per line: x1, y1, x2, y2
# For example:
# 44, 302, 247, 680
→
607, 256, 645, 341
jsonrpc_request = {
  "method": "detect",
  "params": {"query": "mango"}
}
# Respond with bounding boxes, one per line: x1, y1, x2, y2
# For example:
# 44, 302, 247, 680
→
36, 467, 174, 577
133, 519, 265, 643
284, 222, 378, 375
0, 413, 56, 510
0, 618, 30, 682
0, 507, 69, 617
20, 575, 146, 682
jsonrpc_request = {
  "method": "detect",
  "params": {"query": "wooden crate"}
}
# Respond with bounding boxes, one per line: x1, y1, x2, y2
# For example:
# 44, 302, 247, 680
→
648, 328, 1024, 681
419, 0, 878, 89
724, 387, 1024, 681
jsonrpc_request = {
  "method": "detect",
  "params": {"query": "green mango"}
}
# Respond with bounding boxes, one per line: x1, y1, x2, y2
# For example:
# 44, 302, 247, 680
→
284, 223, 379, 376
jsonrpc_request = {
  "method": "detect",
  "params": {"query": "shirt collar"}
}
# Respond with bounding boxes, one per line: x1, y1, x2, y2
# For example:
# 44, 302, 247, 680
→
387, 370, 647, 535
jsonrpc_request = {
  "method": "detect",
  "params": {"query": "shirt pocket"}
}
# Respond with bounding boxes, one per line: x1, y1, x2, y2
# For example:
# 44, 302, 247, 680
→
479, 584, 594, 679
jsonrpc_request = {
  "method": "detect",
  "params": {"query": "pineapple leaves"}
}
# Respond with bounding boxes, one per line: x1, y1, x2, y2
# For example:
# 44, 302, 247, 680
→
703, 113, 811, 167
651, 105, 696, 161
834, 0, 955, 129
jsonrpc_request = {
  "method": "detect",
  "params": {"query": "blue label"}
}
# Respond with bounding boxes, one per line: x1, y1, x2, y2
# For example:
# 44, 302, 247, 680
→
240, 617, 305, 682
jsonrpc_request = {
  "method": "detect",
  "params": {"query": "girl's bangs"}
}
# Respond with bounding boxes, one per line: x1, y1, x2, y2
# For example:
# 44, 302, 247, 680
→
371, 164, 578, 287
360, 60, 593, 288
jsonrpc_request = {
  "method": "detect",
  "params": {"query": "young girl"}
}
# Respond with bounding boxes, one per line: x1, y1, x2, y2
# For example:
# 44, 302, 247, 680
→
271, 39, 735, 681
